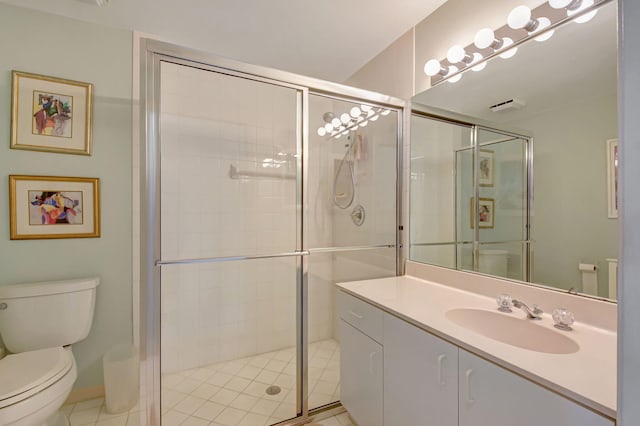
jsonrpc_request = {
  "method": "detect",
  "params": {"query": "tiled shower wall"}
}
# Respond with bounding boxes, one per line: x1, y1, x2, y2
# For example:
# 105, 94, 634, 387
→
159, 63, 337, 373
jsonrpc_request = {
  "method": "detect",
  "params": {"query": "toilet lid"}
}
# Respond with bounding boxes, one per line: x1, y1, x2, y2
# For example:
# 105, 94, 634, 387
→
0, 347, 72, 406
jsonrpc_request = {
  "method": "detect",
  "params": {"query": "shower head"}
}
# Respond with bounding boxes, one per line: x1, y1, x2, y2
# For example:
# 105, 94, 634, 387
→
322, 112, 335, 123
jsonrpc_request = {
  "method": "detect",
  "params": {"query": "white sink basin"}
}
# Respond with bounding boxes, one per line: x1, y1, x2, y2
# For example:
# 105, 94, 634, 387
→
446, 308, 579, 354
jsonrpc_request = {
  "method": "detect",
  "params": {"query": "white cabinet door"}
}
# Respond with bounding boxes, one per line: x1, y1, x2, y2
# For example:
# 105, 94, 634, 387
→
459, 349, 614, 426
384, 313, 458, 426
340, 319, 383, 426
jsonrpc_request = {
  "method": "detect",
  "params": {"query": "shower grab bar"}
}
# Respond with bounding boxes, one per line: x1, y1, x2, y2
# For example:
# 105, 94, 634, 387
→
411, 240, 534, 247
156, 250, 310, 266
229, 164, 296, 180
309, 244, 396, 253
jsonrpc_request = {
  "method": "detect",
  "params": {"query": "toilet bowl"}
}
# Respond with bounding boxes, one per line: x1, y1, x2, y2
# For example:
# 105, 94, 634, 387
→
0, 277, 99, 426
0, 347, 76, 426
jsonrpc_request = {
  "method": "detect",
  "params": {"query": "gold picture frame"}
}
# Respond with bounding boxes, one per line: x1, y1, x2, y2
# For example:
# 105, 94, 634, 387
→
11, 70, 93, 155
470, 197, 495, 229
479, 149, 494, 187
9, 175, 100, 240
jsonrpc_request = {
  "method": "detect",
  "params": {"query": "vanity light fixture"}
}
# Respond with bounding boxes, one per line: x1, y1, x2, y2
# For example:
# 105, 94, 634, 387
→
316, 106, 391, 138
507, 6, 555, 42
424, 0, 608, 86
474, 28, 504, 50
498, 38, 518, 59
424, 59, 449, 77
549, 0, 598, 23
447, 45, 473, 64
568, 0, 598, 23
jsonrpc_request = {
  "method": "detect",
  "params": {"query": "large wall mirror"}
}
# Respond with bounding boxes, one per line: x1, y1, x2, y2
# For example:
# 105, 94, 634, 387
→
410, 0, 618, 301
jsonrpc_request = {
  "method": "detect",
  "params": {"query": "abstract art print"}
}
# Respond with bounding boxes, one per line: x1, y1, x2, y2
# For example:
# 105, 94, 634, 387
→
11, 71, 93, 155
10, 175, 100, 239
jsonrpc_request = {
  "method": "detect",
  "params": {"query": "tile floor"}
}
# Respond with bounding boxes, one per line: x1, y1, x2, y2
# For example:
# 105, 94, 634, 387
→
62, 339, 342, 426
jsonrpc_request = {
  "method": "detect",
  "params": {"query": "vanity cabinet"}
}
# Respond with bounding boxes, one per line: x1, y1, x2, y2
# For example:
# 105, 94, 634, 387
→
384, 313, 458, 426
339, 293, 383, 426
338, 290, 615, 426
458, 349, 614, 426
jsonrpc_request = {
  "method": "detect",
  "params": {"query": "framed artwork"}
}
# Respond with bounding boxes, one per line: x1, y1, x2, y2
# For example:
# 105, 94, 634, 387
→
471, 197, 495, 229
11, 71, 93, 155
479, 149, 494, 187
607, 139, 618, 219
9, 175, 100, 240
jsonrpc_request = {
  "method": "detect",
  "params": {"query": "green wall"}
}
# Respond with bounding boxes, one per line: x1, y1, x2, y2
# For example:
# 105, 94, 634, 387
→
0, 3, 133, 388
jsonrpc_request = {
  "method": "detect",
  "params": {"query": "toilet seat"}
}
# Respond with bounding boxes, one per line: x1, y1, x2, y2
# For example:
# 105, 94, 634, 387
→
0, 347, 73, 409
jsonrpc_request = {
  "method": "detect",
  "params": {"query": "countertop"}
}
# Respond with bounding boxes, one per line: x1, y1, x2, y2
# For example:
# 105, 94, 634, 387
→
336, 275, 617, 419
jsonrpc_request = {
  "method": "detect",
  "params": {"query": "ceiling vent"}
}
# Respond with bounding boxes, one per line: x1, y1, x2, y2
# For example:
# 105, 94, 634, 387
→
489, 98, 526, 112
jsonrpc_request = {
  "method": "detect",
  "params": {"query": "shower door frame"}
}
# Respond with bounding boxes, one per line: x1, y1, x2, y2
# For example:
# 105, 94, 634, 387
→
140, 39, 407, 425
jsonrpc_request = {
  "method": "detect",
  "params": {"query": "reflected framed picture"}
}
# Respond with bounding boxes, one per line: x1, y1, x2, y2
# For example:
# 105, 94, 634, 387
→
11, 71, 93, 155
607, 139, 618, 219
9, 175, 100, 240
471, 197, 495, 229
479, 149, 494, 187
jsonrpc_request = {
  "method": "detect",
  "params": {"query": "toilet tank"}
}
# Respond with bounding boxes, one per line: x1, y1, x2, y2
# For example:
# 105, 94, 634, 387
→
0, 277, 99, 353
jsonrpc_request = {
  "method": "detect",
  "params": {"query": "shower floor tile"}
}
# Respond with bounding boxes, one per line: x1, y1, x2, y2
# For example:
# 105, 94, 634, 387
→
160, 338, 341, 425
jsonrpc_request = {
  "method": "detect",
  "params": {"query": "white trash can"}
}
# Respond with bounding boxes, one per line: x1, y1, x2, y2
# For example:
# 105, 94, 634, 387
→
103, 344, 139, 414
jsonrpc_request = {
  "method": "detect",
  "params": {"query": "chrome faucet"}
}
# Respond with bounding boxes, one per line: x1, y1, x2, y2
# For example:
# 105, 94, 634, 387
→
512, 299, 543, 320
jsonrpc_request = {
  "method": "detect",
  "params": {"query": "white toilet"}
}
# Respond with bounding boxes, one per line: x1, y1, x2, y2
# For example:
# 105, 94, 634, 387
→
0, 277, 99, 426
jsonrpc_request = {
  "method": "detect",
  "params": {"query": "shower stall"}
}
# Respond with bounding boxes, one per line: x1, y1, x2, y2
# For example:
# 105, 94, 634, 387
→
140, 41, 403, 425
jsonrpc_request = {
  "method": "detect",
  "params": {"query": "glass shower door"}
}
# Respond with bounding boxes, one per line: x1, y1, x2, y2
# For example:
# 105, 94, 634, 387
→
468, 128, 530, 280
306, 94, 399, 412
158, 61, 303, 425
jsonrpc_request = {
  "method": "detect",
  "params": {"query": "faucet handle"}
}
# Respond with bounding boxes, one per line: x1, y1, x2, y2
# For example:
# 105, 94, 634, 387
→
532, 304, 543, 315
552, 308, 575, 331
496, 293, 513, 313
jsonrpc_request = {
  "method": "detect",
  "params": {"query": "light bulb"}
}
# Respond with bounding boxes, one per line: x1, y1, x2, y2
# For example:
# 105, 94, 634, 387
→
508, 6, 533, 30
331, 117, 341, 128
370, 114, 379, 121
447, 66, 461, 83
317, 127, 326, 137
324, 123, 333, 132
499, 38, 518, 59
447, 45, 469, 64
569, 0, 596, 23
350, 107, 362, 118
381, 109, 391, 116
356, 115, 364, 123
474, 28, 496, 49
360, 104, 372, 112
470, 53, 486, 72
340, 113, 351, 124
360, 120, 368, 127
424, 59, 444, 77
549, 0, 578, 9
534, 17, 555, 41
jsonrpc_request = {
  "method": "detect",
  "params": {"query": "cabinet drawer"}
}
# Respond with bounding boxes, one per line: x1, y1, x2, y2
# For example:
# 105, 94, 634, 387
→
338, 291, 383, 343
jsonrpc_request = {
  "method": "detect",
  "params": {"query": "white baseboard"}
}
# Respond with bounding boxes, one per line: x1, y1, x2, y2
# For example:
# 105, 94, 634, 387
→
65, 385, 105, 405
